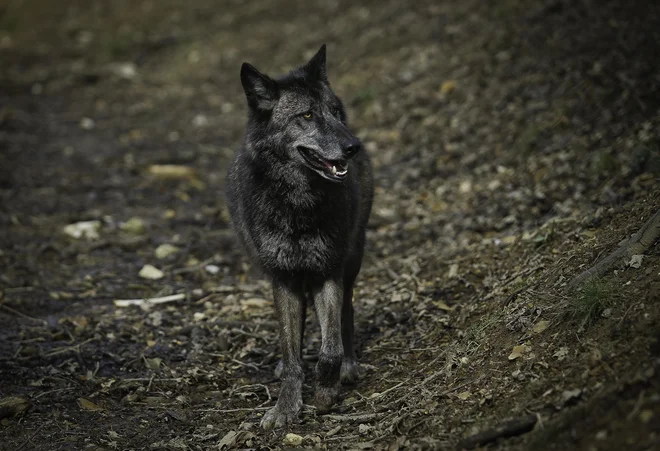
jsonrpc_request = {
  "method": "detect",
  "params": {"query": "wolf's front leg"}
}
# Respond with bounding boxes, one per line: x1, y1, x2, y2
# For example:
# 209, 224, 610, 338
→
313, 278, 344, 412
261, 280, 305, 430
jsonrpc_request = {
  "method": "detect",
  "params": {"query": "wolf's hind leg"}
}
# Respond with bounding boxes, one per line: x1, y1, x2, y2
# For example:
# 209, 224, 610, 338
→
340, 253, 362, 384
261, 280, 305, 430
313, 278, 344, 412
340, 283, 360, 384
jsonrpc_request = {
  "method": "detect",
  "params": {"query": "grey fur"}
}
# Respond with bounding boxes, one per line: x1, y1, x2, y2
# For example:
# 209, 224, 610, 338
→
225, 44, 374, 429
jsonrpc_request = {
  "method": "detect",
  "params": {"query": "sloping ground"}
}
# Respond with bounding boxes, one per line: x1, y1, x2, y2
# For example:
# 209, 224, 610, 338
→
1, 0, 659, 450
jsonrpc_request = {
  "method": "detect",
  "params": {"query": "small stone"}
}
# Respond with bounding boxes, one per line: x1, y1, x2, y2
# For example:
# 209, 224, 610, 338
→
63, 220, 101, 240
205, 264, 220, 275
282, 433, 303, 446
193, 312, 205, 322
155, 244, 180, 259
139, 265, 164, 280
459, 180, 472, 193
112, 62, 137, 79
192, 114, 209, 127
80, 117, 95, 130
120, 217, 146, 235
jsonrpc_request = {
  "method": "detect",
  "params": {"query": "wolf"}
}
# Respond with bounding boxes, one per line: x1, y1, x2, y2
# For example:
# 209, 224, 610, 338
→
225, 44, 374, 429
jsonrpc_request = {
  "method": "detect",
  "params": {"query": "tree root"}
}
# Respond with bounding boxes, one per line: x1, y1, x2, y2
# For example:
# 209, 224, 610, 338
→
567, 207, 660, 292
456, 407, 555, 450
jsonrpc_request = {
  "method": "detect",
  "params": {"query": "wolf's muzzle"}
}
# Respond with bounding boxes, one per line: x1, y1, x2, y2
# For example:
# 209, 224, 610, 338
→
342, 138, 362, 159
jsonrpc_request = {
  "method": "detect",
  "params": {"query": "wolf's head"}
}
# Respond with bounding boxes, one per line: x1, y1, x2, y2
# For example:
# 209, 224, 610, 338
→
240, 45, 361, 183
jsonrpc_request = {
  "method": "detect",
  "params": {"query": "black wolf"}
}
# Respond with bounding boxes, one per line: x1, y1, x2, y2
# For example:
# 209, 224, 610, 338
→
225, 45, 374, 429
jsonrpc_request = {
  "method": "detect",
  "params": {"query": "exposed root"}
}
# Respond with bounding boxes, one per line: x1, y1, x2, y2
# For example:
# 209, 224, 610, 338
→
567, 207, 660, 291
457, 407, 555, 450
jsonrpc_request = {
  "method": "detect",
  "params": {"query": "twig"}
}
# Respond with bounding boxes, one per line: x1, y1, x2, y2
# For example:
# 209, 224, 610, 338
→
230, 358, 261, 371
42, 338, 95, 357
345, 378, 411, 408
16, 423, 46, 451
172, 258, 216, 275
196, 406, 271, 413
33, 388, 75, 400
0, 304, 48, 325
325, 434, 360, 442
113, 293, 186, 307
324, 413, 383, 423
379, 371, 452, 413
214, 319, 279, 329
626, 389, 645, 420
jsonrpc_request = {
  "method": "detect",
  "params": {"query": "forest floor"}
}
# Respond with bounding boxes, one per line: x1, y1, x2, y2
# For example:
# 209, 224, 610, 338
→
1, 0, 659, 449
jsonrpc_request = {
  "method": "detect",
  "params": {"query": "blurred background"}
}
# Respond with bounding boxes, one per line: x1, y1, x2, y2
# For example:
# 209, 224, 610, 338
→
1, 0, 659, 449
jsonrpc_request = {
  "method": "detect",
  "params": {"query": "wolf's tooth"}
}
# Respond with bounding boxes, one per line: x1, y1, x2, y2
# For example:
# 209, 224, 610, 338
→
332, 166, 337, 175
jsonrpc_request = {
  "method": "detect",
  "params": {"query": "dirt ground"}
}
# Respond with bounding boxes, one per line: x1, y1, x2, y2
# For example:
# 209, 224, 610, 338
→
1, 0, 660, 449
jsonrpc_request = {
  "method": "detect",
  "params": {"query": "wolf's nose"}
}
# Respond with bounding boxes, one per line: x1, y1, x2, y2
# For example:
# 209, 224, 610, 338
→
342, 138, 361, 158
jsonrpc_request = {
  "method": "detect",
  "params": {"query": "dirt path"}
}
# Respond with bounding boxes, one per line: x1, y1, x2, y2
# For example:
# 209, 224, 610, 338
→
1, 0, 659, 450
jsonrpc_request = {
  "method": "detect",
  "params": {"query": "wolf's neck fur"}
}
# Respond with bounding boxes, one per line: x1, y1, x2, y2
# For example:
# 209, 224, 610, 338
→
248, 144, 343, 211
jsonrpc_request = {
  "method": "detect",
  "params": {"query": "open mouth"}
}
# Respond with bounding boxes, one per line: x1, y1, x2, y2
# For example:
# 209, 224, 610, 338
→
298, 146, 348, 181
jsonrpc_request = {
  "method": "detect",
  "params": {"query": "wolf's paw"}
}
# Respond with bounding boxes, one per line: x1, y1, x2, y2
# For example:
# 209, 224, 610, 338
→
260, 405, 300, 430
340, 359, 360, 384
274, 360, 283, 379
314, 385, 339, 413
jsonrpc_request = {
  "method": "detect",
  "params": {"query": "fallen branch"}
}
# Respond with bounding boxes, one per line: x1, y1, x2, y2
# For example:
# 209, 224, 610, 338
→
113, 293, 186, 307
324, 413, 383, 423
456, 413, 540, 450
567, 207, 660, 291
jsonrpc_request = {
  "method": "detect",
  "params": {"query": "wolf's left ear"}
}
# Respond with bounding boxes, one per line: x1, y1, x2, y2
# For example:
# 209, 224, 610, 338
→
241, 63, 279, 111
303, 44, 328, 83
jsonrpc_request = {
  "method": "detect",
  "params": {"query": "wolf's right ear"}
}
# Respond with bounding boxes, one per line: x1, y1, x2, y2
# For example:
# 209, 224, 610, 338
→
240, 63, 279, 111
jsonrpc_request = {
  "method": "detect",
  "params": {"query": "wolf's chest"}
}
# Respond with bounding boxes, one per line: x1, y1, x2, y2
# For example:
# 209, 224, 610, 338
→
253, 205, 344, 274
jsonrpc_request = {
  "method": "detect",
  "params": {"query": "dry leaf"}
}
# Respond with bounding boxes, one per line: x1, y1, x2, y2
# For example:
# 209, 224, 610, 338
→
639, 409, 654, 424
218, 430, 238, 449
553, 346, 569, 361
0, 395, 30, 418
145, 357, 162, 370
532, 320, 549, 334
439, 80, 457, 95
561, 388, 582, 404
457, 391, 471, 400
629, 254, 643, 268
432, 301, 456, 311
508, 344, 527, 360
78, 398, 103, 411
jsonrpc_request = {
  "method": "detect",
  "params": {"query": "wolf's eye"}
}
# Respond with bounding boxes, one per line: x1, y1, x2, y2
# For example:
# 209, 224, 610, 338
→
302, 112, 313, 120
